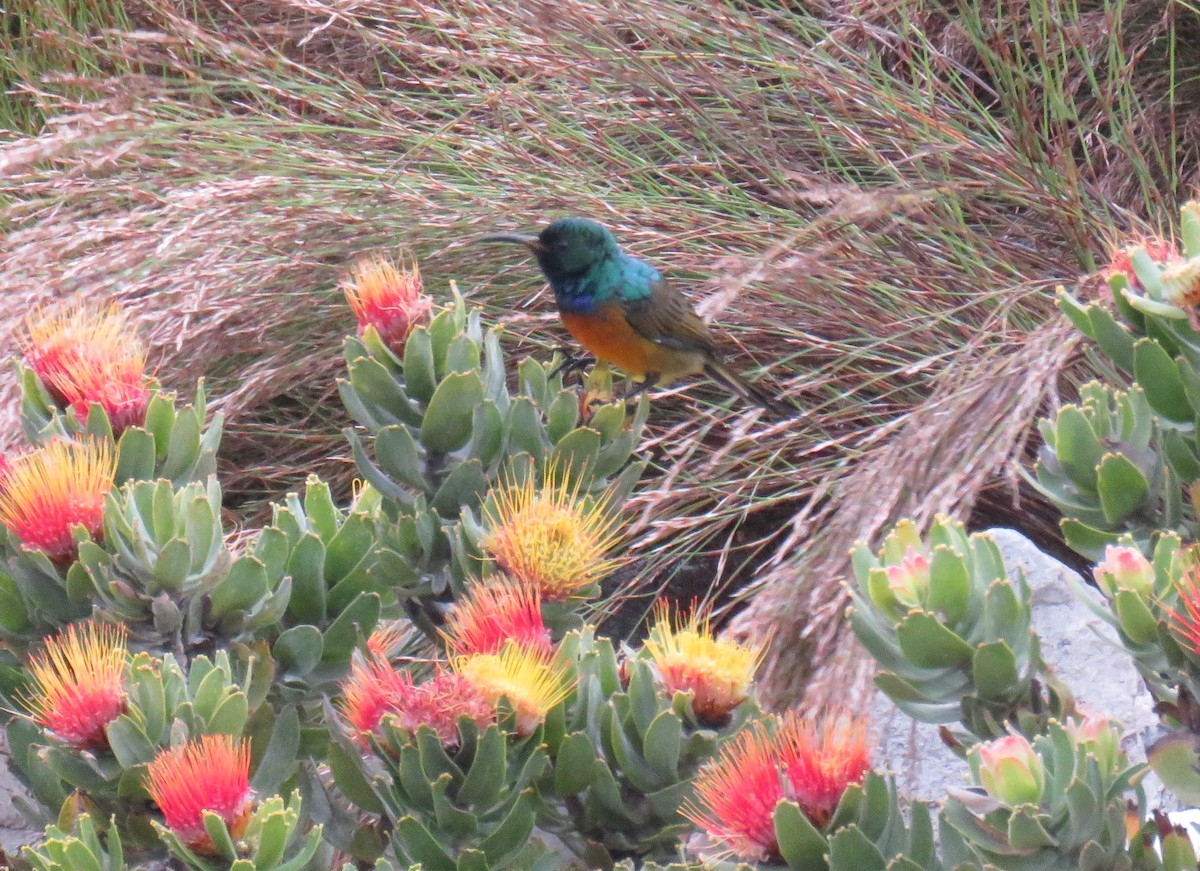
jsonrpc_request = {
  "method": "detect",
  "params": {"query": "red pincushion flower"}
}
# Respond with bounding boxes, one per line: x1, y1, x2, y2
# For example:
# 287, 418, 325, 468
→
23, 621, 128, 749
340, 660, 492, 749
683, 711, 872, 861
146, 735, 253, 854
777, 712, 871, 828
443, 578, 551, 657
401, 670, 493, 747
682, 723, 785, 863
0, 438, 116, 562
340, 658, 416, 743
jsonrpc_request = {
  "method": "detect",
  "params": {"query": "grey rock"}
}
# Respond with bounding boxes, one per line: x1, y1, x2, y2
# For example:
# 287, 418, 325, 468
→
872, 527, 1175, 809
0, 732, 43, 857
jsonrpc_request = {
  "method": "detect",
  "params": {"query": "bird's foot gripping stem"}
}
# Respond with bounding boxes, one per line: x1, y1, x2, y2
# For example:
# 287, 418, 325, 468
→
614, 373, 659, 402
548, 346, 596, 381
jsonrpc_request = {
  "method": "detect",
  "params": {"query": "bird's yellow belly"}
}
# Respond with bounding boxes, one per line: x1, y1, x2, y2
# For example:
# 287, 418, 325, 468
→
561, 306, 704, 383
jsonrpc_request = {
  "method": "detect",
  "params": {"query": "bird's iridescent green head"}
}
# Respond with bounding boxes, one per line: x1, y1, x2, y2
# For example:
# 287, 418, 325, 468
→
535, 218, 619, 282
480, 217, 620, 288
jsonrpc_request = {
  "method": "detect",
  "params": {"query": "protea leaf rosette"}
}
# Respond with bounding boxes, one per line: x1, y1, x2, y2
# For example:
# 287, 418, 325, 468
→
847, 516, 1070, 746
540, 627, 759, 863
940, 719, 1146, 870
147, 735, 321, 870
65, 475, 289, 652
1023, 380, 1166, 560
1065, 532, 1200, 716
330, 652, 560, 869
339, 285, 646, 641
20, 813, 126, 871
257, 475, 387, 704
1048, 200, 1200, 555
341, 285, 645, 519
5, 645, 288, 840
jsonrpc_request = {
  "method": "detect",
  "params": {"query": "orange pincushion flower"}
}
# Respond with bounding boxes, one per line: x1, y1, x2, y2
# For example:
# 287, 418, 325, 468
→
1169, 567, 1200, 655
1104, 237, 1178, 290
146, 735, 253, 854
342, 255, 432, 354
777, 712, 871, 828
456, 642, 574, 736
643, 600, 762, 723
0, 438, 116, 562
682, 723, 785, 863
23, 302, 150, 432
443, 578, 551, 657
481, 466, 622, 601
23, 621, 127, 750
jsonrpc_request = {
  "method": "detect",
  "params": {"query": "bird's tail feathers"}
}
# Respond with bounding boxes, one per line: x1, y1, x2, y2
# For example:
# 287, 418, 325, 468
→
703, 361, 791, 415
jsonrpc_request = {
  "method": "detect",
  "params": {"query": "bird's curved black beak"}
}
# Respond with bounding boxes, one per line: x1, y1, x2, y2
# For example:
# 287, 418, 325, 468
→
478, 232, 545, 255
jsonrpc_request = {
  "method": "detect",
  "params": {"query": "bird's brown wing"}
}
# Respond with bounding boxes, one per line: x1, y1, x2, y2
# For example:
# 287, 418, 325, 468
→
619, 277, 718, 355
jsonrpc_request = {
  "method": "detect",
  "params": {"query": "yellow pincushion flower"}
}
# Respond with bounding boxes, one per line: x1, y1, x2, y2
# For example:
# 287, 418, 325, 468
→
643, 600, 762, 723
481, 465, 623, 601
455, 642, 574, 735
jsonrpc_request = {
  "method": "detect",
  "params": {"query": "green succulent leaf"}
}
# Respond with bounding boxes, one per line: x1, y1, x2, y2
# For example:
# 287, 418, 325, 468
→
1095, 452, 1150, 524
774, 799, 828, 868
321, 592, 381, 664
274, 625, 324, 675
1134, 338, 1193, 423
250, 704, 301, 797
1060, 519, 1120, 562
553, 731, 600, 796
895, 612, 974, 669
971, 641, 1020, 703
1051, 405, 1104, 491
421, 371, 486, 453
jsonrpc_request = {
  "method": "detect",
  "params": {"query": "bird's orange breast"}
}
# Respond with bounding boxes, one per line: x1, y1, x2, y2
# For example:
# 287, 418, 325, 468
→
560, 303, 703, 382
